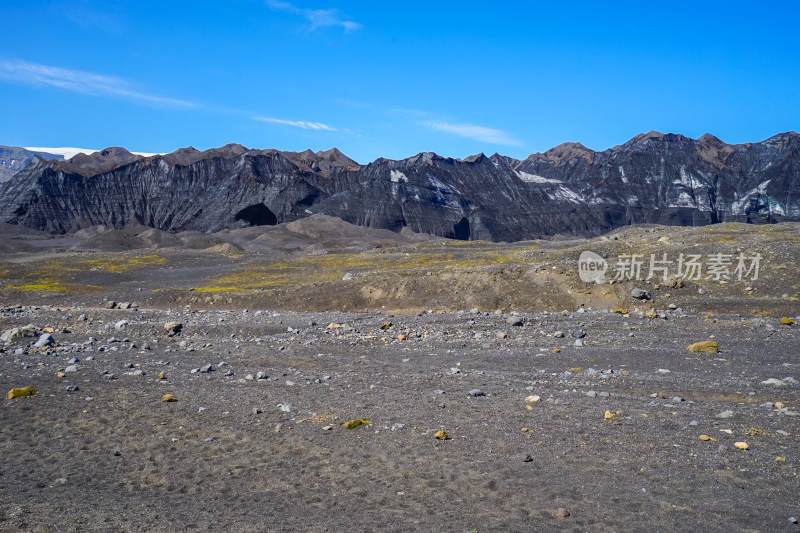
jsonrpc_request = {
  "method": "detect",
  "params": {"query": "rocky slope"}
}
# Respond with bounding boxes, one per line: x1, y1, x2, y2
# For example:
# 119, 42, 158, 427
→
0, 132, 798, 240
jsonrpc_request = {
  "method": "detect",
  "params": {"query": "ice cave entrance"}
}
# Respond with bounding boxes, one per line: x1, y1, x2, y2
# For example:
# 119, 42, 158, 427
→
235, 203, 277, 226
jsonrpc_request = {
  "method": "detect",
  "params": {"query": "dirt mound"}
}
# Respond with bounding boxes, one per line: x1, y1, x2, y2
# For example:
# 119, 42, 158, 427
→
285, 214, 435, 244
0, 240, 34, 253
137, 228, 182, 248
206, 242, 243, 254
0, 222, 48, 238
70, 229, 147, 252
178, 231, 228, 249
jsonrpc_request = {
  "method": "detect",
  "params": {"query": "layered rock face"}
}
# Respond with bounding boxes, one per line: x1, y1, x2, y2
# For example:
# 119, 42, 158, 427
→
0, 132, 798, 241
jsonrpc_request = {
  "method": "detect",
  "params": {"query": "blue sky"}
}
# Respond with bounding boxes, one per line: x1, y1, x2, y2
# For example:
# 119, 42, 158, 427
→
1, 1, 798, 163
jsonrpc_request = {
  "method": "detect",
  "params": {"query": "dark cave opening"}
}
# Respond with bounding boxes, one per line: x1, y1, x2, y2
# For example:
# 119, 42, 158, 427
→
451, 217, 471, 240
235, 203, 277, 226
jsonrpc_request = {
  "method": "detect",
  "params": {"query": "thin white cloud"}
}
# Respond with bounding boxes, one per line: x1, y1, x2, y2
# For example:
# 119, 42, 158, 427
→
254, 116, 338, 131
266, 1, 362, 32
422, 121, 523, 147
0, 58, 196, 108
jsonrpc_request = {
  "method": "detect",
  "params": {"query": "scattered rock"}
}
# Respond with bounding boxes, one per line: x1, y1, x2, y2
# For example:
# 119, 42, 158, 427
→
631, 288, 651, 300
468, 388, 485, 397
1, 324, 38, 343
779, 317, 793, 325
734, 441, 749, 450
716, 410, 735, 419
434, 430, 448, 440
33, 333, 55, 348
555, 508, 570, 519
163, 321, 182, 336
161, 394, 178, 402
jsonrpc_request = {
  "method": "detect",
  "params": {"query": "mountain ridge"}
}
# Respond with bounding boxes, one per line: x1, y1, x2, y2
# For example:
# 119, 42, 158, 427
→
1, 131, 798, 241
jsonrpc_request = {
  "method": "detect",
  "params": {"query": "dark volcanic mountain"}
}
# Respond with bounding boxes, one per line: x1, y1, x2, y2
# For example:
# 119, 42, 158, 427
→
0, 132, 798, 241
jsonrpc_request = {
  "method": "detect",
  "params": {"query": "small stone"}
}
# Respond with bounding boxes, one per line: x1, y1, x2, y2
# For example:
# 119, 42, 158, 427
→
553, 331, 564, 338
573, 338, 585, 347
734, 441, 749, 450
699, 434, 711, 441
252, 408, 262, 415
522, 454, 533, 462
468, 389, 485, 397
434, 430, 448, 440
278, 403, 293, 412
64, 365, 78, 373
114, 320, 128, 331
158, 372, 166, 379
66, 385, 79, 392
161, 394, 177, 402
256, 371, 268, 380
779, 317, 793, 325
525, 395, 541, 403
604, 410, 617, 419
199, 364, 213, 373
67, 357, 80, 364
555, 508, 570, 519
716, 410, 735, 419
342, 273, 354, 281
506, 317, 523, 327
789, 517, 798, 524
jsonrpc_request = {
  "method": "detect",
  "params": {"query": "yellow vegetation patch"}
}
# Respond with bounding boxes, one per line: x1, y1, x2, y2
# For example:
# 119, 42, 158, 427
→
342, 419, 370, 429
5, 284, 67, 291
687, 341, 719, 353
7, 386, 38, 399
78, 254, 167, 273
